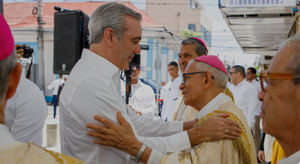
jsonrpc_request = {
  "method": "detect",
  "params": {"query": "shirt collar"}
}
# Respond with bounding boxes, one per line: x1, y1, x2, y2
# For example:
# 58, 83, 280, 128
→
197, 93, 231, 119
81, 49, 120, 78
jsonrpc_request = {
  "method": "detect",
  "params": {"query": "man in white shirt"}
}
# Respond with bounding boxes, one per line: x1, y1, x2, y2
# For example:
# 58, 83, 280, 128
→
228, 65, 260, 130
5, 69, 47, 145
246, 67, 262, 152
60, 3, 241, 164
47, 74, 64, 118
161, 61, 181, 121
121, 64, 157, 117
259, 34, 300, 164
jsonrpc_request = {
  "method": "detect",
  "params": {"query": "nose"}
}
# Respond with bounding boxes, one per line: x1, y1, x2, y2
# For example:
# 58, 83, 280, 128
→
135, 44, 141, 54
179, 83, 184, 91
258, 91, 265, 101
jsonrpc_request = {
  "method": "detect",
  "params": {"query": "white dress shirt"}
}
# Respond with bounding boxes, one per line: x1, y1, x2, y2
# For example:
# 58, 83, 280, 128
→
278, 150, 300, 164
249, 79, 262, 116
5, 71, 47, 145
228, 79, 260, 129
47, 78, 65, 95
161, 76, 181, 121
60, 49, 190, 164
121, 80, 157, 117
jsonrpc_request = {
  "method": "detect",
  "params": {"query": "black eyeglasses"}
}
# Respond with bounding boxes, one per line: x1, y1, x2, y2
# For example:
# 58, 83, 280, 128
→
182, 72, 214, 84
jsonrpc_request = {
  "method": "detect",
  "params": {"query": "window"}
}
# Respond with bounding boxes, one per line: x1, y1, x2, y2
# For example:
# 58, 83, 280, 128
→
189, 0, 199, 9
188, 24, 196, 32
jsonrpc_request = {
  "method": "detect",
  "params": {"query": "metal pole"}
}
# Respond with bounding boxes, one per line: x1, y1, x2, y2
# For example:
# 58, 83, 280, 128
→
37, 0, 45, 91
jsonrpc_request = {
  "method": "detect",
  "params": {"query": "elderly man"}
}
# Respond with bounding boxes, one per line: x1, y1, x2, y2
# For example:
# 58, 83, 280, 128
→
86, 55, 257, 164
172, 37, 208, 121
0, 13, 83, 163
60, 2, 241, 164
172, 37, 234, 121
259, 34, 300, 163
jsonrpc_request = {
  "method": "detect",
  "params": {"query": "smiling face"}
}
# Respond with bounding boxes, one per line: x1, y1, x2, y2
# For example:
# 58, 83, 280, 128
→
115, 16, 142, 70
260, 43, 300, 140
178, 44, 199, 72
179, 61, 206, 109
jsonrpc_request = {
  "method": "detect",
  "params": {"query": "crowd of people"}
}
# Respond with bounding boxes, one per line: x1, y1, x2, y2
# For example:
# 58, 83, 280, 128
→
0, 2, 300, 164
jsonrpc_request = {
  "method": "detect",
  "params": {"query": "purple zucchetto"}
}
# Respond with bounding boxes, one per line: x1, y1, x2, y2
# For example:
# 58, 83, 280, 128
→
194, 55, 228, 75
0, 13, 14, 60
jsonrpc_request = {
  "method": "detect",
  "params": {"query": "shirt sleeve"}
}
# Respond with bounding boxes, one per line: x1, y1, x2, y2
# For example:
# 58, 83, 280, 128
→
139, 131, 191, 153
247, 85, 260, 129
128, 108, 183, 137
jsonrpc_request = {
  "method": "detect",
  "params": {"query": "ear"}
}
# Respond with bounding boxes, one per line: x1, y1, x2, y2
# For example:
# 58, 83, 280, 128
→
203, 72, 214, 90
102, 27, 115, 48
6, 62, 22, 99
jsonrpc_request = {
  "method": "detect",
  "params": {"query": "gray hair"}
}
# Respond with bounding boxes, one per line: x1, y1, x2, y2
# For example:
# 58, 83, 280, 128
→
88, 2, 142, 44
281, 34, 300, 85
194, 61, 228, 89
0, 50, 17, 101
181, 38, 208, 56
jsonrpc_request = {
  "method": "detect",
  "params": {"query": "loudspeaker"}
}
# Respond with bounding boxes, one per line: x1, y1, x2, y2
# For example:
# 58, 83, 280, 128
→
0, 0, 3, 15
53, 10, 89, 74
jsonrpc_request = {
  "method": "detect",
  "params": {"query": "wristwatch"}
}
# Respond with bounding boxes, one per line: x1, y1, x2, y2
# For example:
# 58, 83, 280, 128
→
131, 144, 146, 163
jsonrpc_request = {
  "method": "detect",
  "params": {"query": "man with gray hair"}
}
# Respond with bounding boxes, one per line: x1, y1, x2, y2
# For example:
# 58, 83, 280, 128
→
259, 34, 300, 163
60, 2, 241, 163
86, 55, 257, 164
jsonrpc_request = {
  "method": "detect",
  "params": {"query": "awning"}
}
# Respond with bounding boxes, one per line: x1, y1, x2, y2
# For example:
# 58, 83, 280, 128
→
219, 0, 297, 56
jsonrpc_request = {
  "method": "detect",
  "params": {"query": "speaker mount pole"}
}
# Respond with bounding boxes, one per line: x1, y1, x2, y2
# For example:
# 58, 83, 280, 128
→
37, 0, 45, 92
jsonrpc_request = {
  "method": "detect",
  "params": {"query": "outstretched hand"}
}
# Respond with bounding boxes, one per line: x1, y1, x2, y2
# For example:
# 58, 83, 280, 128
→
86, 112, 142, 156
188, 113, 242, 146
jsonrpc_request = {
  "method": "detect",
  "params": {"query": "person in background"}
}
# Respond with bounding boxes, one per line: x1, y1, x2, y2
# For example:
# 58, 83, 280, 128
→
161, 61, 181, 121
121, 64, 157, 117
47, 74, 65, 118
0, 13, 83, 164
228, 65, 259, 130
246, 67, 262, 153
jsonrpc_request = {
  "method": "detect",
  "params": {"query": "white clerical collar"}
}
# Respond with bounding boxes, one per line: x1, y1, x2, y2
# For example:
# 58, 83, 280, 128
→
0, 124, 19, 147
197, 93, 231, 119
